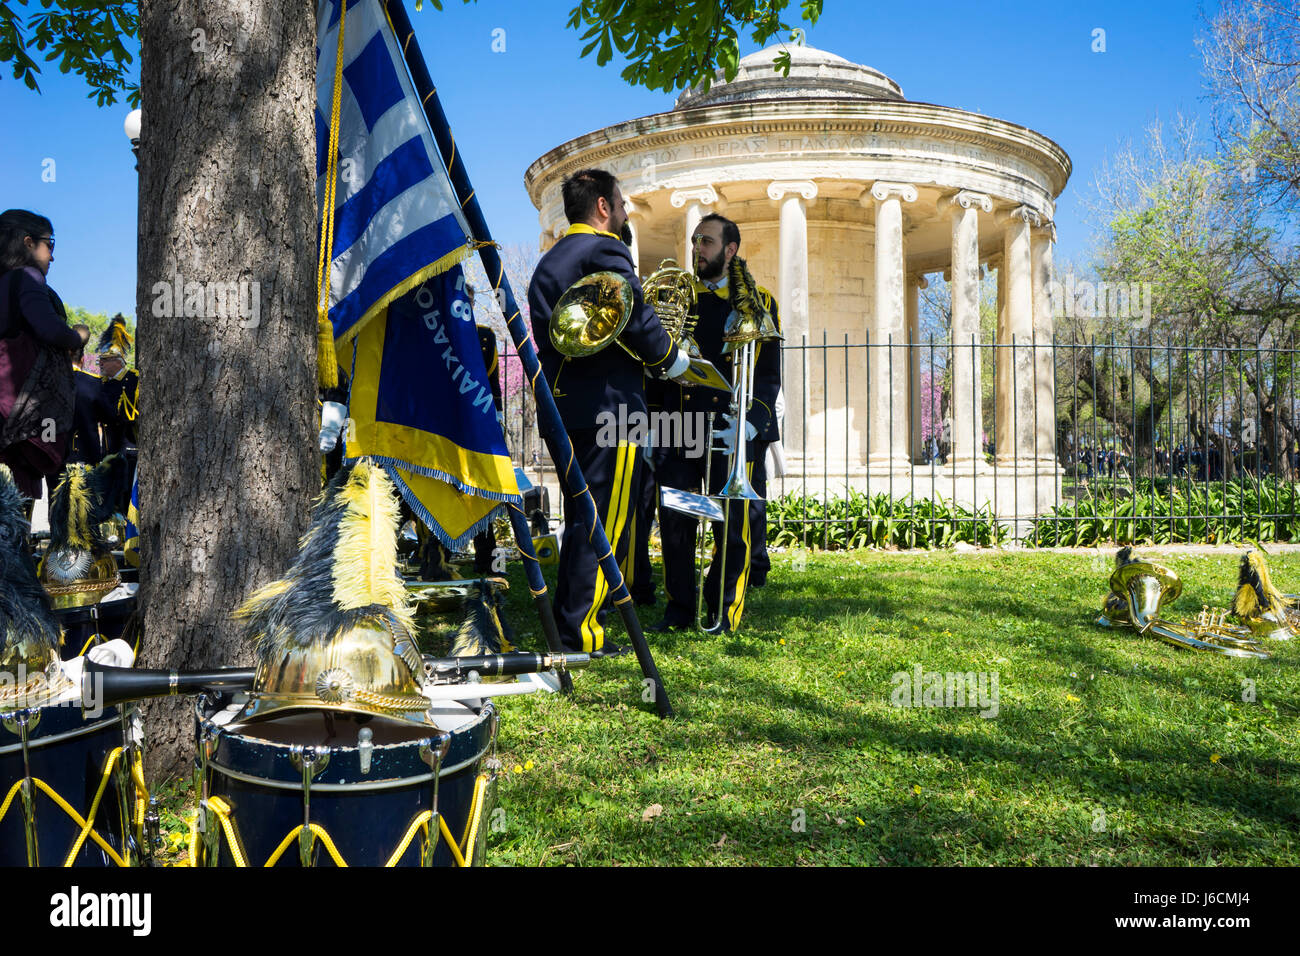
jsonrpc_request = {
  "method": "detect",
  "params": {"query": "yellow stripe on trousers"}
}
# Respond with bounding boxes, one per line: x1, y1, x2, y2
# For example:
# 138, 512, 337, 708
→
580, 442, 636, 652
725, 462, 754, 631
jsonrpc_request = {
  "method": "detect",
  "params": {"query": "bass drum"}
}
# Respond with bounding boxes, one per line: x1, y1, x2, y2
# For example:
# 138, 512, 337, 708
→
54, 589, 139, 661
192, 697, 498, 867
0, 703, 148, 867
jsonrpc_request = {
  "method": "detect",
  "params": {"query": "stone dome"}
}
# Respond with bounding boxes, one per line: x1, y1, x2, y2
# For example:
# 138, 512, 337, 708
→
674, 43, 904, 109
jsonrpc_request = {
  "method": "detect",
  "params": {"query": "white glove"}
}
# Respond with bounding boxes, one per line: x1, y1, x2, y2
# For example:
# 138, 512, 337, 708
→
664, 346, 690, 380
319, 401, 348, 452
714, 415, 756, 455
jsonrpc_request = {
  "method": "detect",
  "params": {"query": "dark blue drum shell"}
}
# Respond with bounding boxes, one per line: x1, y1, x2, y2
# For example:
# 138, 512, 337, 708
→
54, 596, 139, 661
0, 704, 137, 867
202, 702, 496, 867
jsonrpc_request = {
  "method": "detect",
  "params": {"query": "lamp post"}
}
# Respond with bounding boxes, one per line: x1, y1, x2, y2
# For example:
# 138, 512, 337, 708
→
123, 109, 141, 169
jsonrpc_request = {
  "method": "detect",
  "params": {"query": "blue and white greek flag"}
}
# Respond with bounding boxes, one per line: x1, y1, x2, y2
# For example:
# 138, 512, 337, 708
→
316, 0, 474, 346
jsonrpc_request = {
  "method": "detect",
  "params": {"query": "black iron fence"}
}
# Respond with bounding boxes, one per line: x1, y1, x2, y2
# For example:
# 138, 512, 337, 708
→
497, 334, 1300, 548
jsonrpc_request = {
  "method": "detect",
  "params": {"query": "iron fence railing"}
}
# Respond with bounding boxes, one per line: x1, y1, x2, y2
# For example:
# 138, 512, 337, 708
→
497, 335, 1300, 547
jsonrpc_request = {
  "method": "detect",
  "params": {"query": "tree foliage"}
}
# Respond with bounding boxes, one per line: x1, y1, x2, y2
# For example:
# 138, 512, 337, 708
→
4, 0, 826, 108
0, 0, 138, 105
563, 0, 823, 92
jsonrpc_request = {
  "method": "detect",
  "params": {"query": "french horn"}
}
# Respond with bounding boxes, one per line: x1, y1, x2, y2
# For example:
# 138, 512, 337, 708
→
549, 271, 635, 358
642, 259, 702, 357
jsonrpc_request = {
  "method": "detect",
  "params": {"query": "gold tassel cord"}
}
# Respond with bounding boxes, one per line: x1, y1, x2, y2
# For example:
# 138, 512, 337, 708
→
315, 0, 348, 389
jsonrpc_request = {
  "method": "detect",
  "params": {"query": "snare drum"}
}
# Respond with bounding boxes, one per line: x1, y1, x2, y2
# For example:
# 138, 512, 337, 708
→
192, 697, 499, 867
54, 590, 139, 661
0, 703, 148, 867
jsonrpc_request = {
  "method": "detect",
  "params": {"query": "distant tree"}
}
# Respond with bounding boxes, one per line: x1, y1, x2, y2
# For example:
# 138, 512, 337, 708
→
1199, 0, 1300, 209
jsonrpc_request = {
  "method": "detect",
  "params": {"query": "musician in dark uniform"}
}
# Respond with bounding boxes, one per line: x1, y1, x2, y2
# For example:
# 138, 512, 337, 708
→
528, 168, 689, 654
95, 316, 138, 461
651, 214, 780, 634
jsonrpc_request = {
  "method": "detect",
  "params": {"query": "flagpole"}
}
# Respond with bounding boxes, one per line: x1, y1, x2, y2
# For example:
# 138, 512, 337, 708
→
385, 0, 672, 717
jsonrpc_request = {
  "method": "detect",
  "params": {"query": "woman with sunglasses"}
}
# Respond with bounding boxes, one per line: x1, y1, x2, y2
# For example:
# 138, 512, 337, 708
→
0, 209, 81, 504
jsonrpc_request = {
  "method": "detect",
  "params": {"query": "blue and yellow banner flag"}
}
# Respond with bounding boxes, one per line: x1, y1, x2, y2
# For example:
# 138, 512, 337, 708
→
319, 0, 519, 546
316, 0, 474, 346
345, 264, 519, 547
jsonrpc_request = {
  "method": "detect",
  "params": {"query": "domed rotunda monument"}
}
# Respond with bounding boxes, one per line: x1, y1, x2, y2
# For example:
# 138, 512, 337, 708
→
525, 43, 1071, 515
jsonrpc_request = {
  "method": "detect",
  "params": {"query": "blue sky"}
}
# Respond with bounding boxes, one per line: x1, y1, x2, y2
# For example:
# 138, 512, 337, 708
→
0, 0, 1218, 315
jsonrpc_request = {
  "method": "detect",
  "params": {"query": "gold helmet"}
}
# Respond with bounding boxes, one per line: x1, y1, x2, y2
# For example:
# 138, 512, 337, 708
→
0, 466, 69, 708
38, 458, 126, 609
232, 460, 434, 726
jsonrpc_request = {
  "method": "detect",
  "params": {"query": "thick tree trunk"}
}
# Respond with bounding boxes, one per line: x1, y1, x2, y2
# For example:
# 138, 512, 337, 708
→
136, 0, 318, 778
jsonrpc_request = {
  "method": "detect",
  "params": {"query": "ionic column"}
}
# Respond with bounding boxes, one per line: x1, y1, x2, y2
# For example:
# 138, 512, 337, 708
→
865, 182, 917, 471
624, 197, 642, 275
942, 191, 993, 472
994, 205, 1040, 466
906, 273, 928, 462
768, 180, 818, 456
1031, 220, 1059, 468
670, 186, 724, 268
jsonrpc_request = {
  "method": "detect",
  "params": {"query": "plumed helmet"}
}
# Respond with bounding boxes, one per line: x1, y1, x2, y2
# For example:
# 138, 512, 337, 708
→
38, 457, 125, 609
231, 459, 434, 726
96, 314, 134, 362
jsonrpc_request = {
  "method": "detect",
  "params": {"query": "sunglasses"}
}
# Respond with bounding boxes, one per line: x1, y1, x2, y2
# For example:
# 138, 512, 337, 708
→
34, 236, 54, 251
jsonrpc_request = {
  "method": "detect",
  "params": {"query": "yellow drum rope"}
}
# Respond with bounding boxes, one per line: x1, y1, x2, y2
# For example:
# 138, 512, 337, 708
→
0, 745, 147, 867
187, 772, 491, 867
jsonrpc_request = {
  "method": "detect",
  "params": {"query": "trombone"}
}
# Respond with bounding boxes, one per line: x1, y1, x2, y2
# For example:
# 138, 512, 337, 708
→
701, 283, 780, 633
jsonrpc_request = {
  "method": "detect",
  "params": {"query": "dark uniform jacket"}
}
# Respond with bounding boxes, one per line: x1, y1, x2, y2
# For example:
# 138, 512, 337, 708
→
658, 280, 781, 442
69, 366, 106, 464
529, 226, 678, 431
99, 369, 139, 455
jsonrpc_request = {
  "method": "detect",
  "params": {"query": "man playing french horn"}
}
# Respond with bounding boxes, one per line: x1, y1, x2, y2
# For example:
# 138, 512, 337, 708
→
650, 214, 781, 635
528, 168, 691, 656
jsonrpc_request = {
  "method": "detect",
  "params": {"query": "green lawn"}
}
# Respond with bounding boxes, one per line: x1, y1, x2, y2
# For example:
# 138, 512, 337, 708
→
483, 548, 1300, 866
152, 547, 1300, 866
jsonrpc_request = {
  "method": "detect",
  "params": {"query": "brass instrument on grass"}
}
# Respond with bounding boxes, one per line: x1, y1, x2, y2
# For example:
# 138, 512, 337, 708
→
1097, 548, 1269, 659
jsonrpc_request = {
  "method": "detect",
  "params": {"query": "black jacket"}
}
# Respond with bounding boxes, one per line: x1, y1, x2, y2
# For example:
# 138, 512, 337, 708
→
99, 369, 138, 454
658, 281, 782, 442
68, 366, 106, 464
529, 229, 678, 431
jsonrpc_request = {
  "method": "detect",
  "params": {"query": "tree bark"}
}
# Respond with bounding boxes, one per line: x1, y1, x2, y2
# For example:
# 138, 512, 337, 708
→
136, 0, 318, 778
